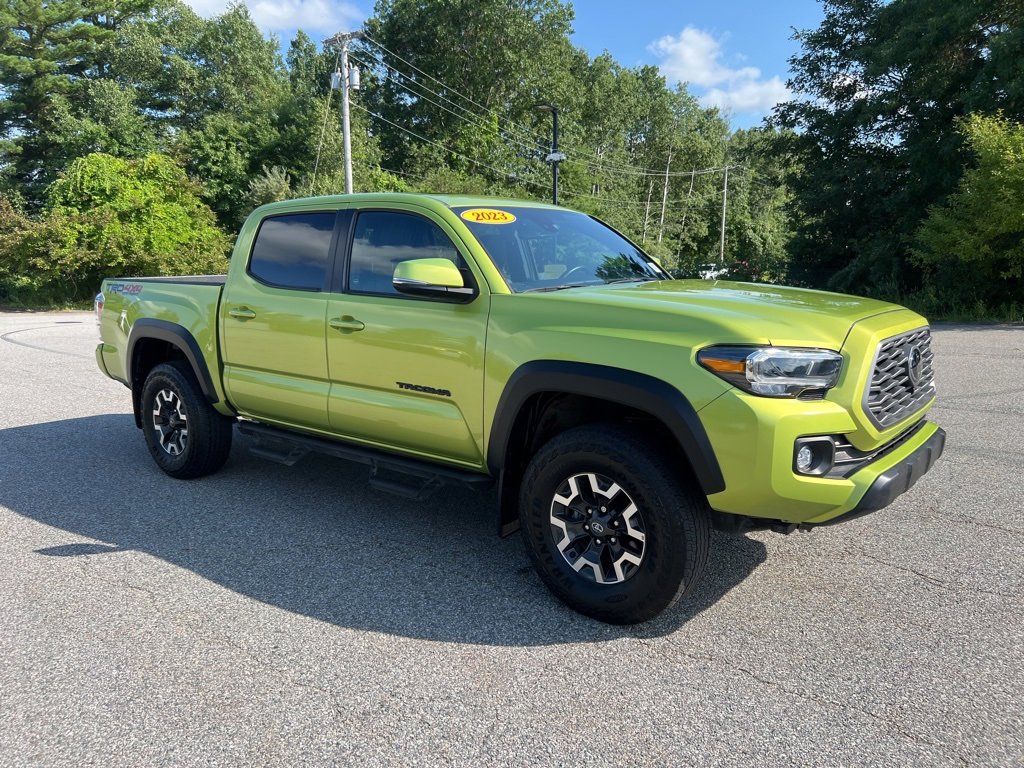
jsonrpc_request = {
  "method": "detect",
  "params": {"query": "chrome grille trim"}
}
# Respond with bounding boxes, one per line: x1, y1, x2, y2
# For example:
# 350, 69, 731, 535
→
863, 327, 936, 429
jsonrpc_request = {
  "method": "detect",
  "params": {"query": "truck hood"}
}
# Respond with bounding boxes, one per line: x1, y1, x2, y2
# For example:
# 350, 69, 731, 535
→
537, 279, 904, 348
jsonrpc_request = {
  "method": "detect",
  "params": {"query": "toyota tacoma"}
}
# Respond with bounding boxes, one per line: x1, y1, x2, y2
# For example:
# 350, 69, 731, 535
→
95, 193, 945, 623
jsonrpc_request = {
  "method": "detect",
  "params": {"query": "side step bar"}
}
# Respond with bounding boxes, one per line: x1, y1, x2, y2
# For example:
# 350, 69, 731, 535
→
238, 421, 493, 500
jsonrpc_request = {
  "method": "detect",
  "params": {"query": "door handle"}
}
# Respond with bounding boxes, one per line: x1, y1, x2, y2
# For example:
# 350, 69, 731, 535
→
329, 316, 365, 332
228, 307, 256, 320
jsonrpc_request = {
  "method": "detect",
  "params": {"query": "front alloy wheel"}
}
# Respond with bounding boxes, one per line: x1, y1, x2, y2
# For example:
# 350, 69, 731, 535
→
519, 424, 710, 624
550, 472, 646, 584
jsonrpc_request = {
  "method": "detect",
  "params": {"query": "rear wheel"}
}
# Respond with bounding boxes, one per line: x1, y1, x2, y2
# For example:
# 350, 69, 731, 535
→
519, 424, 710, 624
141, 361, 233, 479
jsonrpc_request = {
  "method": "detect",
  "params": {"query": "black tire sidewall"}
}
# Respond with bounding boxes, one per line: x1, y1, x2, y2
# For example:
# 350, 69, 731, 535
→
141, 364, 199, 475
519, 426, 705, 623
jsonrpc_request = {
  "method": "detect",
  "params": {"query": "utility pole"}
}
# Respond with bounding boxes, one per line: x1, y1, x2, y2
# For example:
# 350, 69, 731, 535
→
642, 178, 654, 243
680, 167, 696, 230
325, 30, 363, 194
657, 149, 673, 244
719, 165, 730, 264
534, 103, 565, 205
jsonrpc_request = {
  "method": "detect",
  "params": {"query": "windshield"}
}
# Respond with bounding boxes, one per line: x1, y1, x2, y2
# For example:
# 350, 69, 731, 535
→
454, 206, 669, 292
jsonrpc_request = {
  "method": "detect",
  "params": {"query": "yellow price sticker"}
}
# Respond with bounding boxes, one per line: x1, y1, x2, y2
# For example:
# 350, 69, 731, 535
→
460, 208, 517, 225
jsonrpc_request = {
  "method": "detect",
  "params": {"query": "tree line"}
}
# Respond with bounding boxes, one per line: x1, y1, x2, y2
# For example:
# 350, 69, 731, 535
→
0, 0, 1020, 319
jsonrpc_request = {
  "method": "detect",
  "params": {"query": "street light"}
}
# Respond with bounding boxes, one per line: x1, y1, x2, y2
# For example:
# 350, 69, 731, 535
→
534, 103, 566, 205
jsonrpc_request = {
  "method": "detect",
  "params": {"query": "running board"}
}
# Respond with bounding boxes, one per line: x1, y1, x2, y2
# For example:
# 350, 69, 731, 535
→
238, 422, 492, 500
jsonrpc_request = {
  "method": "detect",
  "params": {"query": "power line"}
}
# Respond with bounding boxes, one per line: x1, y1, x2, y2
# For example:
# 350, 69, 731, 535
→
310, 52, 342, 190
354, 41, 548, 154
357, 36, 716, 179
348, 51, 547, 159
349, 101, 549, 192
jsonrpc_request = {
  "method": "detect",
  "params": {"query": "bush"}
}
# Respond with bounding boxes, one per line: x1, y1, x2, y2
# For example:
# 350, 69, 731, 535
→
0, 196, 40, 304
1, 153, 230, 305
914, 114, 1024, 309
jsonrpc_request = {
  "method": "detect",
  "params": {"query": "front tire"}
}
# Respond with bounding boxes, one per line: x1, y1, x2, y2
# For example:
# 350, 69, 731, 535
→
141, 361, 233, 479
519, 424, 710, 624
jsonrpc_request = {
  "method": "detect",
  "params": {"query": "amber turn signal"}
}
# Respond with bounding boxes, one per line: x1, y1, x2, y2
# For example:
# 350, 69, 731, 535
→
697, 356, 746, 375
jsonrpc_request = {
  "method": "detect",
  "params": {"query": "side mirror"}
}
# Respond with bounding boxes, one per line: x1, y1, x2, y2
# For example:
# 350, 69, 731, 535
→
393, 258, 475, 301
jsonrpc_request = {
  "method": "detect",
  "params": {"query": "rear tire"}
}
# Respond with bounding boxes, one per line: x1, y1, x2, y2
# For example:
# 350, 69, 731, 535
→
519, 424, 710, 624
141, 361, 233, 479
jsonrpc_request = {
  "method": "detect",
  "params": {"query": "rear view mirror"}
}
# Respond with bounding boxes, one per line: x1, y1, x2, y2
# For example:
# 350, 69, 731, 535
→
393, 258, 475, 301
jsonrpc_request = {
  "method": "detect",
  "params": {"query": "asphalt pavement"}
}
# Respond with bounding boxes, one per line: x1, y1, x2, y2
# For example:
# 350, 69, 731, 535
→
1, 311, 1021, 766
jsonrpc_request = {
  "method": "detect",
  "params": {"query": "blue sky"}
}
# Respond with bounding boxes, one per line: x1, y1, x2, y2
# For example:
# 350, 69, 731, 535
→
184, 0, 823, 129
570, 1, 824, 127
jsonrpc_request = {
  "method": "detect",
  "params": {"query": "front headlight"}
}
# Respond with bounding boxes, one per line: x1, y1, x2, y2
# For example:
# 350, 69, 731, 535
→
697, 346, 843, 398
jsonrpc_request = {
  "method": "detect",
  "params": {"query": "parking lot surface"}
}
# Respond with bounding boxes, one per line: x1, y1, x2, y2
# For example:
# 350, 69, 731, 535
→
1, 311, 1022, 766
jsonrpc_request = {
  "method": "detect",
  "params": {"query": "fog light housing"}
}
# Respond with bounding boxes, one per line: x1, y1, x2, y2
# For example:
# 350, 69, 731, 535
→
793, 437, 836, 476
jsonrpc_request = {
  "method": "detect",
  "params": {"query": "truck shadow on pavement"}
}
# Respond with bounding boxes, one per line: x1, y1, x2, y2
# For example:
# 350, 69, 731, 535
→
1, 415, 768, 646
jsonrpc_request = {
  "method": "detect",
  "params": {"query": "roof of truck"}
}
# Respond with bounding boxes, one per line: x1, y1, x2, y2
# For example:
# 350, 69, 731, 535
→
256, 192, 566, 212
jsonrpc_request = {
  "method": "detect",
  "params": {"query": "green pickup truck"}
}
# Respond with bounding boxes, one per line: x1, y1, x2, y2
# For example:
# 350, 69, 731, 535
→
95, 193, 945, 623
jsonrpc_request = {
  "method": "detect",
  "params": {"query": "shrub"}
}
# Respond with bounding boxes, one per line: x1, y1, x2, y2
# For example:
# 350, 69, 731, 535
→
2, 153, 230, 304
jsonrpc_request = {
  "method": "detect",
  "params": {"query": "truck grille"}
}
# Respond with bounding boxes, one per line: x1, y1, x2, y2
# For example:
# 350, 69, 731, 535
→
864, 327, 935, 429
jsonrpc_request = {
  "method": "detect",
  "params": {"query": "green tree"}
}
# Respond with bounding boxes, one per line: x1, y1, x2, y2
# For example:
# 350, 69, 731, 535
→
717, 128, 797, 282
362, 0, 576, 186
914, 113, 1024, 308
6, 153, 228, 304
48, 79, 156, 164
0, 0, 152, 203
245, 165, 292, 209
774, 0, 1024, 301
108, 1, 287, 222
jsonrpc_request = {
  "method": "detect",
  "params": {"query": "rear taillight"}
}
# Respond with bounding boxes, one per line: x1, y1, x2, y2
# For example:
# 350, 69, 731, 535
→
94, 292, 104, 334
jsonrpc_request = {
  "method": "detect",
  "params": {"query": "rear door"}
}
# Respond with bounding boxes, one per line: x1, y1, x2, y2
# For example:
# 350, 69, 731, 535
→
220, 210, 343, 430
324, 206, 489, 467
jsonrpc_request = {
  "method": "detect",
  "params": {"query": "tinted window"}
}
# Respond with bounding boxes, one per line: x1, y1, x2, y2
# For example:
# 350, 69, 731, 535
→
249, 212, 336, 290
349, 211, 466, 296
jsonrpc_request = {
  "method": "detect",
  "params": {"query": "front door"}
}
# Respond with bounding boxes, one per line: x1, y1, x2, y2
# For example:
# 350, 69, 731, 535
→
325, 208, 488, 467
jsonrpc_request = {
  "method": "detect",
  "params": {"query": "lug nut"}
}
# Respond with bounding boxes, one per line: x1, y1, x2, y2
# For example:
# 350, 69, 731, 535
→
583, 524, 590, 531
610, 537, 617, 544
595, 538, 603, 545
601, 507, 607, 512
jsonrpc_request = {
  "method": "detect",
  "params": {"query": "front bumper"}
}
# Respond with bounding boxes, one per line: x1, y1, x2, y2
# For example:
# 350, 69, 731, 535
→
812, 426, 945, 526
700, 387, 943, 525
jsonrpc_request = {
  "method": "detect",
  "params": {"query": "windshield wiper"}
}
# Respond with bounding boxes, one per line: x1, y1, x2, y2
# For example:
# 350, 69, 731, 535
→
519, 282, 594, 293
604, 276, 661, 284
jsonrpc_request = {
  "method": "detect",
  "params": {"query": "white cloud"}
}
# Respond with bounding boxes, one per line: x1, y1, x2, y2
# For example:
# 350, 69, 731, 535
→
183, 0, 364, 34
702, 76, 791, 113
648, 26, 791, 115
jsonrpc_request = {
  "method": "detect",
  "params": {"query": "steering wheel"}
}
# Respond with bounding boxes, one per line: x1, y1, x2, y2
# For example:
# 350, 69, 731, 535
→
559, 265, 592, 282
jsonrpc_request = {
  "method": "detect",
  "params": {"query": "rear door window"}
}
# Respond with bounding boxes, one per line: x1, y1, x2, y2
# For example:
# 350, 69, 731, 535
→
248, 212, 336, 291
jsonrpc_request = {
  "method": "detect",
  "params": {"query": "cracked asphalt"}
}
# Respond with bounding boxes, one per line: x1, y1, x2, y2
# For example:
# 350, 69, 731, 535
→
1, 311, 1022, 767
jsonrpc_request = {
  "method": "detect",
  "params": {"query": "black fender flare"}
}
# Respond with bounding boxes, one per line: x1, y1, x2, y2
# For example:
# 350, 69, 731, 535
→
127, 319, 220, 427
488, 360, 725, 496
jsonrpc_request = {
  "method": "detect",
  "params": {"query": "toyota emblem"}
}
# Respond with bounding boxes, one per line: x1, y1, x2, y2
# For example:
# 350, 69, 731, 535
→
906, 345, 924, 388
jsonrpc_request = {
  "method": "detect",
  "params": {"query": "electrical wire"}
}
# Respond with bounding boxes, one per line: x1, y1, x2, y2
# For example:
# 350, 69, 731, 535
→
311, 53, 342, 190
349, 101, 550, 192
358, 36, 722, 179
348, 52, 547, 159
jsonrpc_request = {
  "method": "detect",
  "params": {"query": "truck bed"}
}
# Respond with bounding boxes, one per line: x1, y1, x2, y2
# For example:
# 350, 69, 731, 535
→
117, 275, 228, 286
